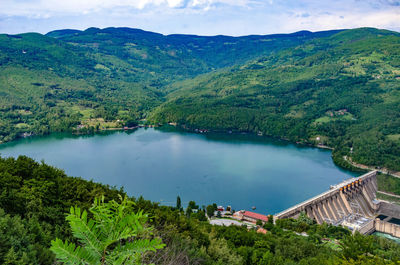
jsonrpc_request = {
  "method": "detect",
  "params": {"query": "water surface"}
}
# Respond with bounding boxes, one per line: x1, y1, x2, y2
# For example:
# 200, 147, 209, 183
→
373, 232, 400, 244
0, 128, 358, 214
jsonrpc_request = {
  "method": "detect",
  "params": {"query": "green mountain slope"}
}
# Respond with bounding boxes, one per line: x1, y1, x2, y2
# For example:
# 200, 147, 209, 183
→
47, 27, 341, 73
0, 27, 399, 171
0, 32, 164, 141
150, 28, 400, 170
0, 27, 340, 142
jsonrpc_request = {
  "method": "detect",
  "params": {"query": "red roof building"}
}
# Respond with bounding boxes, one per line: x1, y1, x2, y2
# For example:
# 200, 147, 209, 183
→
233, 210, 269, 224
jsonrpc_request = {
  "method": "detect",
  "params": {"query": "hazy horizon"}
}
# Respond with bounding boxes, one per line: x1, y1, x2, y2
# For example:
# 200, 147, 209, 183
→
2, 26, 400, 38
1, 0, 399, 36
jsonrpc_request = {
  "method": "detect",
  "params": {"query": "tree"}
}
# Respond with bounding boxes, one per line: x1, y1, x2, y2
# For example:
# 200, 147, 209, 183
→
186, 200, 199, 217
340, 232, 374, 260
176, 196, 181, 210
50, 196, 164, 265
267, 215, 274, 224
193, 210, 207, 222
185, 207, 193, 217
188, 201, 198, 210
125, 119, 138, 128
206, 205, 215, 218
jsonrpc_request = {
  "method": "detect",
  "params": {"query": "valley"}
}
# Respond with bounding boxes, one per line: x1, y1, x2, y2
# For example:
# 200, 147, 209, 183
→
0, 27, 399, 173
1, 25, 400, 264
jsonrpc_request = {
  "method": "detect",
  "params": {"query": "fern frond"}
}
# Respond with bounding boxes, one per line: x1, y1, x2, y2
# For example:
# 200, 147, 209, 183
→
67, 206, 104, 260
51, 198, 165, 265
50, 238, 98, 265
108, 238, 165, 265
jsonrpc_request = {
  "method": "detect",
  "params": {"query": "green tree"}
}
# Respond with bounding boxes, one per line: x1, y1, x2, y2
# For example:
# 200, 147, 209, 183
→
176, 196, 181, 210
186, 206, 193, 217
340, 232, 374, 260
188, 201, 199, 210
206, 205, 215, 218
50, 196, 164, 265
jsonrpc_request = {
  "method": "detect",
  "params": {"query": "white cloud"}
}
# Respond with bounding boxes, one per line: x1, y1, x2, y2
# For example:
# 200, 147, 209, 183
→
0, 0, 257, 17
0, 0, 399, 35
278, 7, 400, 33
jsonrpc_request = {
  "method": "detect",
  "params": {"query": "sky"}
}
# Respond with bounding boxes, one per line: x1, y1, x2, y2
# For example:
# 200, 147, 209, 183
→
0, 0, 399, 36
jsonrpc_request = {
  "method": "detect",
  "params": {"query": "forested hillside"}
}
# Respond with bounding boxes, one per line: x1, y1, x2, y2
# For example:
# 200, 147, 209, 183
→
150, 28, 400, 171
0, 27, 340, 143
0, 32, 163, 142
0, 27, 399, 171
47, 27, 341, 72
1, 155, 400, 264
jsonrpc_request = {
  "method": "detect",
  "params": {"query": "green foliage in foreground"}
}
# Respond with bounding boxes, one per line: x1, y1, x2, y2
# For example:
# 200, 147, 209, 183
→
51, 197, 164, 264
1, 155, 400, 264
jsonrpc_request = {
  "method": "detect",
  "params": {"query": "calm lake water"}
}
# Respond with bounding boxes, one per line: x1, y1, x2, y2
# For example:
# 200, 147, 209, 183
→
0, 127, 358, 214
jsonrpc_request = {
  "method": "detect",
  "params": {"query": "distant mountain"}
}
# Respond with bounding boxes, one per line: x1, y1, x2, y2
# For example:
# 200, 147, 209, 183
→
0, 27, 340, 141
150, 28, 400, 170
46, 27, 342, 69
0, 27, 399, 171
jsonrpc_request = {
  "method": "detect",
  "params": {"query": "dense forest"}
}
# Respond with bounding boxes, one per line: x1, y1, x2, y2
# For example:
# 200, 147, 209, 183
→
0, 28, 335, 141
150, 28, 400, 171
1, 155, 400, 264
0, 27, 399, 172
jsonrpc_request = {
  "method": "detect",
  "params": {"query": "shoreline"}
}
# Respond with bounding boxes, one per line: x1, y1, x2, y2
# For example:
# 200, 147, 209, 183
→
3, 123, 398, 178
72, 125, 143, 134
343, 155, 400, 179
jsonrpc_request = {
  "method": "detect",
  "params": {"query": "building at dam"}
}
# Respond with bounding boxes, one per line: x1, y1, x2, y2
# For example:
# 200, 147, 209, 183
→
275, 171, 400, 238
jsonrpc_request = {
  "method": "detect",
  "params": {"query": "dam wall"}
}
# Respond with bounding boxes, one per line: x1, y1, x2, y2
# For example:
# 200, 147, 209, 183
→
375, 219, 400, 238
275, 171, 378, 225
378, 201, 400, 219
275, 170, 400, 238
375, 202, 400, 238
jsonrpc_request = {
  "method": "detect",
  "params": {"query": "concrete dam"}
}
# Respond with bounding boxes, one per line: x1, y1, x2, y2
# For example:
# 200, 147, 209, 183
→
275, 171, 400, 237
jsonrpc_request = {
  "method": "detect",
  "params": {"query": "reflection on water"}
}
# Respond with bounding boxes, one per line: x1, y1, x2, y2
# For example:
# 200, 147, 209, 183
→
0, 127, 358, 214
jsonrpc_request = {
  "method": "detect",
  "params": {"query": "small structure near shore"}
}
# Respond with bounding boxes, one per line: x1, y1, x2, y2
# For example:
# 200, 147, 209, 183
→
233, 210, 269, 224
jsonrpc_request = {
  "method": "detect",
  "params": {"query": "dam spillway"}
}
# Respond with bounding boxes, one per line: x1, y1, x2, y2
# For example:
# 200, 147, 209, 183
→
275, 171, 378, 224
275, 171, 400, 235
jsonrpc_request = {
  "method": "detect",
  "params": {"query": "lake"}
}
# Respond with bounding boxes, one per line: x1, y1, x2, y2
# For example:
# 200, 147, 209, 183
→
0, 127, 358, 214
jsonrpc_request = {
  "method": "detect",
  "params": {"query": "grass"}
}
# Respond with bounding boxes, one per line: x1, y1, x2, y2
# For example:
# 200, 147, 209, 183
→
82, 118, 122, 129
377, 173, 400, 195
387, 134, 400, 141
285, 110, 305, 118
94, 64, 110, 71
15, 123, 30, 129
323, 240, 341, 251
65, 105, 95, 120
17, 110, 32, 115
314, 113, 355, 124
377, 192, 400, 205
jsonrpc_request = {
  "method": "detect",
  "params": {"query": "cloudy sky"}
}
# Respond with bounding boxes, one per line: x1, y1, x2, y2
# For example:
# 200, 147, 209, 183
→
0, 0, 399, 35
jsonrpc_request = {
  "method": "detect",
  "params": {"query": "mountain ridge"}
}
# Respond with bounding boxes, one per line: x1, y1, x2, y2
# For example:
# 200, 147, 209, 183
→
46, 27, 344, 38
0, 27, 399, 171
